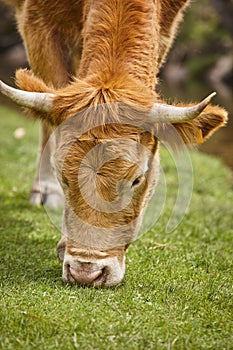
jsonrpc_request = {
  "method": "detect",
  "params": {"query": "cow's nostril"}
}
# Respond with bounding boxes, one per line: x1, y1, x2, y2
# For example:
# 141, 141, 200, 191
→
93, 267, 107, 287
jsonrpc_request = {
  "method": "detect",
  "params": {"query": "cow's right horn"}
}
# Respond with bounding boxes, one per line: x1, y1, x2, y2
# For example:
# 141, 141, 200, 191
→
0, 80, 55, 112
149, 92, 217, 123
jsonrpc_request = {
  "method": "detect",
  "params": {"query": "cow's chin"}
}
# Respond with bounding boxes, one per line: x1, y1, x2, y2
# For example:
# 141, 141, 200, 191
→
61, 253, 126, 287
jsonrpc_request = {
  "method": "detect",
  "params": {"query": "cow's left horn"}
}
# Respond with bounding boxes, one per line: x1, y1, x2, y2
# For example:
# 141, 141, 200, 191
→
149, 92, 216, 123
0, 80, 55, 112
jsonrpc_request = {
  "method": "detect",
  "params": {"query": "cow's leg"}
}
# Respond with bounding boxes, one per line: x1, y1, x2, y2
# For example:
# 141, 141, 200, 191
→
19, 17, 71, 207
29, 122, 63, 207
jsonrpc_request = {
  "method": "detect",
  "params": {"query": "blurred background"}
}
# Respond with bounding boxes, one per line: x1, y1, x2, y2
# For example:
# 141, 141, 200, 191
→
0, 0, 232, 168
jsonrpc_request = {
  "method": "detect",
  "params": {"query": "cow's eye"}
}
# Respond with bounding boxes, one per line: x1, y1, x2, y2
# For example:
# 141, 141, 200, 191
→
132, 175, 144, 188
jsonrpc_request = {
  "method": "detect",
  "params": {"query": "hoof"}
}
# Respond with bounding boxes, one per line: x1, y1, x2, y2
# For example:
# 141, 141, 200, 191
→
29, 191, 42, 206
30, 190, 64, 208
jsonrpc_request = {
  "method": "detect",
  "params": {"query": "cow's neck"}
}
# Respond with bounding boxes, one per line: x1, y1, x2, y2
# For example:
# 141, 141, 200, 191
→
78, 0, 159, 90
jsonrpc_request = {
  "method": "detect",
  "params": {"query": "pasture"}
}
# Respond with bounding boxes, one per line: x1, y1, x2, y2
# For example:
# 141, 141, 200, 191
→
0, 105, 232, 349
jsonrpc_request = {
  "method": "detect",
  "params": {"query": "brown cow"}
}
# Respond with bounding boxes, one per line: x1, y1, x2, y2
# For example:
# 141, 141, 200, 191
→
0, 0, 227, 286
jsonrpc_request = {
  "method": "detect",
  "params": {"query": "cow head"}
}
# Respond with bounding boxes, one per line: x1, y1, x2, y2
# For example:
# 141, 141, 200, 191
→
0, 69, 227, 286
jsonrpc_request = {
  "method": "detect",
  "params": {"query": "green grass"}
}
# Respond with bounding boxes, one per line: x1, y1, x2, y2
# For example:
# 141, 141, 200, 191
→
0, 105, 232, 350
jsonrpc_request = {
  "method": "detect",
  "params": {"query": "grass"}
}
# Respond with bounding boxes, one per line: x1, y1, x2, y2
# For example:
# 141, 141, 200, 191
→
0, 105, 232, 350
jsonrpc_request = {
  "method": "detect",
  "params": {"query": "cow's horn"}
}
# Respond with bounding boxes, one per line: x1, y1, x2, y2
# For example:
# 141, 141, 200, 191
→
0, 80, 55, 112
149, 92, 216, 123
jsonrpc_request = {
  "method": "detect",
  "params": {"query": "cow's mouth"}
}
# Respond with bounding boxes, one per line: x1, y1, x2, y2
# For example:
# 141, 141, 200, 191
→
67, 265, 107, 287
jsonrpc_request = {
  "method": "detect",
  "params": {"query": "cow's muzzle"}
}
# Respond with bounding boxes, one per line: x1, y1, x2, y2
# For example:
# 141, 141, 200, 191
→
58, 238, 127, 287
65, 262, 107, 287
62, 256, 125, 287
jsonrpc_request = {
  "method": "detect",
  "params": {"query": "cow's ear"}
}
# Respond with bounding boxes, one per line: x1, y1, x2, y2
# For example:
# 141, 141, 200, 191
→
8, 68, 60, 125
172, 104, 228, 144
15, 69, 52, 93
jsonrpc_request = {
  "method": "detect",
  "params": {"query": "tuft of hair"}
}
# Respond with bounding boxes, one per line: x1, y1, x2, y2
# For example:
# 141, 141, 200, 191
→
52, 72, 158, 126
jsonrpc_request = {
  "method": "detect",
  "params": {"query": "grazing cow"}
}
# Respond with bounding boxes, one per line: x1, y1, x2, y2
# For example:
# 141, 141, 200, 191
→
0, 0, 227, 286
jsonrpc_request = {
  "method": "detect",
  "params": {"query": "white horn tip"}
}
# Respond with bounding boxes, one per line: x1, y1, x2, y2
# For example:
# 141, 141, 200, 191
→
196, 92, 217, 113
0, 80, 5, 91
205, 92, 217, 103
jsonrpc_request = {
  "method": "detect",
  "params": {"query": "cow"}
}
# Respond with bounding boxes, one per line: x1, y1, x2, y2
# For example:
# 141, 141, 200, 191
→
0, 0, 227, 287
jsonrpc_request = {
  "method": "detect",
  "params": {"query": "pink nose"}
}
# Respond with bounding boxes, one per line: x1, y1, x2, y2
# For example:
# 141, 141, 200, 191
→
68, 263, 107, 287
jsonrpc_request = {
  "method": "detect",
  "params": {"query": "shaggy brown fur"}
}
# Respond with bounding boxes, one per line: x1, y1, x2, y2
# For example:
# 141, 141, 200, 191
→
8, 0, 227, 143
